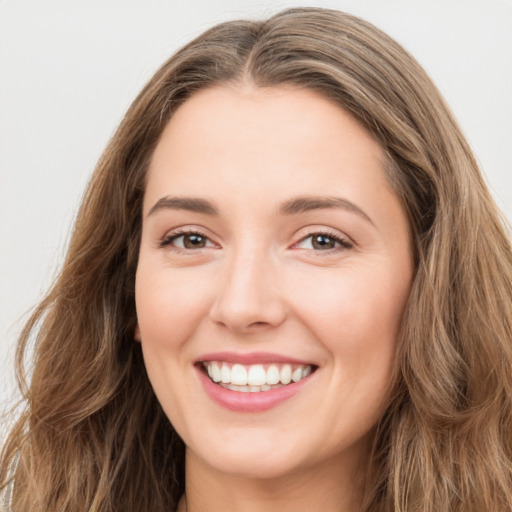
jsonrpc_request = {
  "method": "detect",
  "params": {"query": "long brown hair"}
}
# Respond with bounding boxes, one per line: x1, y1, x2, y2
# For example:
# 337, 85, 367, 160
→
2, 7, 512, 511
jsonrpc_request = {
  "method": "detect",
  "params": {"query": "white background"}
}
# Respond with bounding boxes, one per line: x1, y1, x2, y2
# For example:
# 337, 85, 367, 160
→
1, 0, 511, 411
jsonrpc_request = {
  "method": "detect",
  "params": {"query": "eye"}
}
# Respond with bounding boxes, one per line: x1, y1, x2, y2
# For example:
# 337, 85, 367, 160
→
160, 230, 215, 250
295, 232, 352, 251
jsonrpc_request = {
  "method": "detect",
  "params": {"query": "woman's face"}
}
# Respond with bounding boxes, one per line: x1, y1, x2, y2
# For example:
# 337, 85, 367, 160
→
135, 86, 413, 479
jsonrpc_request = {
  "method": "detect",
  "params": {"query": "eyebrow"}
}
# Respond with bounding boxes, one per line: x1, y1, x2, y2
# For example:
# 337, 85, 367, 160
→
147, 194, 373, 225
279, 196, 374, 225
147, 196, 219, 217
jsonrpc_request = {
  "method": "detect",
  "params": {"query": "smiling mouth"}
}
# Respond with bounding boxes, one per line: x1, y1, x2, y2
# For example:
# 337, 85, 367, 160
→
199, 361, 317, 393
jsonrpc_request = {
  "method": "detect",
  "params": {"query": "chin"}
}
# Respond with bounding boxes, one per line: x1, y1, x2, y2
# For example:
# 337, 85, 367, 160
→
204, 450, 305, 480
186, 428, 312, 480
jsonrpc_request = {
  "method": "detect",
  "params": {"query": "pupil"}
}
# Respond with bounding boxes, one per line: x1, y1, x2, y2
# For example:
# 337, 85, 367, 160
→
184, 234, 205, 249
313, 235, 335, 250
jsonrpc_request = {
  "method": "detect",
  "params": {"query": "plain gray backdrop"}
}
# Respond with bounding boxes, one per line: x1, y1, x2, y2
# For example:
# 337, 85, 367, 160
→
1, 0, 511, 412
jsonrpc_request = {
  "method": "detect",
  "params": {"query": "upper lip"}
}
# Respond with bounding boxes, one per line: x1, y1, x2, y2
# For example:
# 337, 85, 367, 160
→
196, 351, 316, 366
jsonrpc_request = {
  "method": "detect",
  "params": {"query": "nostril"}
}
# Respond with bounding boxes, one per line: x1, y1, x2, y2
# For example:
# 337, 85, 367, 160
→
248, 321, 268, 327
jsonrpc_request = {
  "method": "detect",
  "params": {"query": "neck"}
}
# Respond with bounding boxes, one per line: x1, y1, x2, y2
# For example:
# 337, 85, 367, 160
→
181, 446, 369, 512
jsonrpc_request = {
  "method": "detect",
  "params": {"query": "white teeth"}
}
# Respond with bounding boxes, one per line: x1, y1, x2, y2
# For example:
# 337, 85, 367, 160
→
266, 365, 280, 385
205, 361, 314, 391
280, 364, 292, 385
247, 365, 266, 386
231, 364, 248, 385
221, 363, 231, 384
292, 367, 303, 383
226, 384, 249, 392
211, 362, 221, 382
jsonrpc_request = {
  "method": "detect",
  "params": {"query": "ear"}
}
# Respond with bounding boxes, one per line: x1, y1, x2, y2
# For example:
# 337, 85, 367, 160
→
134, 323, 141, 342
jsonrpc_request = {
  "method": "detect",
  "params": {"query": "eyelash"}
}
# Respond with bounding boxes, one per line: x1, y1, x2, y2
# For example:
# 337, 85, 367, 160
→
159, 229, 211, 249
294, 230, 353, 253
159, 229, 353, 253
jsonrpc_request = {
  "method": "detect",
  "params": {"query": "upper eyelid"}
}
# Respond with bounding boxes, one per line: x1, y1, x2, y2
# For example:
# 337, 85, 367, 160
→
165, 230, 212, 241
293, 226, 354, 245
161, 226, 215, 240
297, 230, 347, 241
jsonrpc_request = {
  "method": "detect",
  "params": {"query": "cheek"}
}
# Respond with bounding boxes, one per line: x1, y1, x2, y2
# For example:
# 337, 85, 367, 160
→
135, 266, 214, 348
135, 267, 214, 430
289, 261, 410, 414
291, 264, 409, 351
280, 265, 410, 450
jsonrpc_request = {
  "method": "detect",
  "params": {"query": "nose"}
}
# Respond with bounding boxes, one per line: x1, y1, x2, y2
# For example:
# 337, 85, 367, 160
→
209, 248, 287, 334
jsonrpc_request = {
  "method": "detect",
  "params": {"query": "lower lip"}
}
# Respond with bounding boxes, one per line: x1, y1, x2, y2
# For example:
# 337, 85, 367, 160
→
196, 367, 313, 412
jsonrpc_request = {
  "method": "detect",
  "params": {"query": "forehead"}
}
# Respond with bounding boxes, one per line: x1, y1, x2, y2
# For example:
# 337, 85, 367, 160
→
144, 85, 391, 214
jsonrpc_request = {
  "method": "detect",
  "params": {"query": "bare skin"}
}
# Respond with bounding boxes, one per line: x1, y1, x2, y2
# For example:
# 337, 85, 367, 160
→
177, 435, 372, 512
136, 85, 413, 511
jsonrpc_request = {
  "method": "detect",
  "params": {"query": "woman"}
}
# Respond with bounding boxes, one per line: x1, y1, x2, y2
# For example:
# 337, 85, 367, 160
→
1, 7, 512, 511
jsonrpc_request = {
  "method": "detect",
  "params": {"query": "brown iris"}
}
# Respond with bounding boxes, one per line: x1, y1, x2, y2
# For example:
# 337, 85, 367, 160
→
311, 234, 337, 250
182, 233, 207, 249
